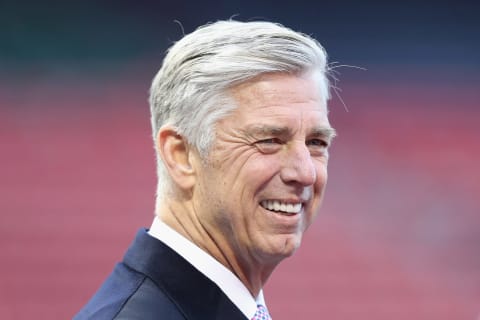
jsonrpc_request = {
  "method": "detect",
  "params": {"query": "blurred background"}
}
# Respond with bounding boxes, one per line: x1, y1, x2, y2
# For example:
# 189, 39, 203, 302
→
1, 0, 479, 319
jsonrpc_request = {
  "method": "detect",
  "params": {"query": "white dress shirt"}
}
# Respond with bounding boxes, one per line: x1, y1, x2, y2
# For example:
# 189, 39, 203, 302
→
148, 216, 267, 319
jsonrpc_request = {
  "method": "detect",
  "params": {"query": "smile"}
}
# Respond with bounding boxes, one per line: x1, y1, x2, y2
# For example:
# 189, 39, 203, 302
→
260, 200, 302, 215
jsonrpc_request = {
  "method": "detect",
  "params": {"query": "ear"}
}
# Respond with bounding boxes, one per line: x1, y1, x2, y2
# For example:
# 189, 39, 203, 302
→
156, 126, 196, 191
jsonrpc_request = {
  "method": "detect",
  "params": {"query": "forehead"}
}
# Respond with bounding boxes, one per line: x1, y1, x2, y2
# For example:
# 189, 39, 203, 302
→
231, 72, 324, 105
226, 73, 329, 127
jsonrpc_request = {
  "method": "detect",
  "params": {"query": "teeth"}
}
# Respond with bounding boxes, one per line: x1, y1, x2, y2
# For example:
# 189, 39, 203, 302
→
260, 200, 302, 214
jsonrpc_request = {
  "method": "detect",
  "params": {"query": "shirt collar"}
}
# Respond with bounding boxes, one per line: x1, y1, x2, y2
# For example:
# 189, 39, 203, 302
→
148, 216, 267, 319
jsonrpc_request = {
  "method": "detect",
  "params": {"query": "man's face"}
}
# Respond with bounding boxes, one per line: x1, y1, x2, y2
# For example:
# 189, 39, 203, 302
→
193, 72, 335, 267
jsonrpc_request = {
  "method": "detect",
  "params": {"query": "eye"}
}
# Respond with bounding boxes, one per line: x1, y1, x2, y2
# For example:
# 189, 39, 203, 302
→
307, 138, 328, 148
257, 138, 282, 144
307, 138, 330, 157
255, 138, 283, 153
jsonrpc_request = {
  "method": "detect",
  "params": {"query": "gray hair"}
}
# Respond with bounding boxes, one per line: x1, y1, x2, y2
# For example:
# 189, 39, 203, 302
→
149, 20, 330, 199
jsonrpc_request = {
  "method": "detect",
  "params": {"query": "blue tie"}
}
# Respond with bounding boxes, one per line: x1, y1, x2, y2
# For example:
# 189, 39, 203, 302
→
251, 304, 272, 320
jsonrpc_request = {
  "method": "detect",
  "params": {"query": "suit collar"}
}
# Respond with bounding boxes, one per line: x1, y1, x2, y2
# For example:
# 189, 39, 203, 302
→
148, 217, 264, 318
123, 229, 248, 320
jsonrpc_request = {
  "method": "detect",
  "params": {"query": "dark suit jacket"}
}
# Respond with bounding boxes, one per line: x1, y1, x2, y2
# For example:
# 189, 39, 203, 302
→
74, 229, 248, 320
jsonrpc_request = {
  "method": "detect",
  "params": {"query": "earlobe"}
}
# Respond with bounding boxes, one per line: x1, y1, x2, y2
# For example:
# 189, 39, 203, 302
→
157, 126, 196, 190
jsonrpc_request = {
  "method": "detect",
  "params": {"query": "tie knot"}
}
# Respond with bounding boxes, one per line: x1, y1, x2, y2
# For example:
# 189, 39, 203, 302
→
252, 304, 272, 320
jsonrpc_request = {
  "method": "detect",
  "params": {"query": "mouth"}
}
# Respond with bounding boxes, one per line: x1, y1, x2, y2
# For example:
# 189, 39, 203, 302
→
260, 200, 303, 216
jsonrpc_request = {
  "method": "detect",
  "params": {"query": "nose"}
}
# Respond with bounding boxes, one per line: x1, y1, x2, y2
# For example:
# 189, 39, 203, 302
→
280, 143, 316, 187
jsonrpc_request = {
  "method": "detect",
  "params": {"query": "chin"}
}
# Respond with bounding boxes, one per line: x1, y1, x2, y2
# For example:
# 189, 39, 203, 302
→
283, 236, 302, 256
268, 233, 303, 260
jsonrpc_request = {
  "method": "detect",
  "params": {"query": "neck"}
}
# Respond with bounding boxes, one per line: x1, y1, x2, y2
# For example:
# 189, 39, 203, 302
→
157, 200, 277, 297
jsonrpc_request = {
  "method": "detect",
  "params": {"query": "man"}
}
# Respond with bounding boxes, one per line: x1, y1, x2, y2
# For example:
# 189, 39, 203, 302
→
75, 20, 336, 320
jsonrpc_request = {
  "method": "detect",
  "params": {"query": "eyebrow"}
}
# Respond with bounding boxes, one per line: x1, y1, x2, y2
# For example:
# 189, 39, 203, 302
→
248, 125, 290, 137
247, 125, 337, 140
311, 127, 337, 141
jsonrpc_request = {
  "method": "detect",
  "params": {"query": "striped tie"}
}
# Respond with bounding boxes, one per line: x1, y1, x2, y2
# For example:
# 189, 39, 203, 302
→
251, 304, 272, 320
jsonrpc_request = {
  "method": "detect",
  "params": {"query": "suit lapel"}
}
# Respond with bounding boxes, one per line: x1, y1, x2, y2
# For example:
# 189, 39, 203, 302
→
123, 229, 248, 320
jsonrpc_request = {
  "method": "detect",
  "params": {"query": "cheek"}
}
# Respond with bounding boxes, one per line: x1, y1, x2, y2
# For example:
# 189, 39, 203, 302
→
239, 154, 280, 187
314, 165, 328, 192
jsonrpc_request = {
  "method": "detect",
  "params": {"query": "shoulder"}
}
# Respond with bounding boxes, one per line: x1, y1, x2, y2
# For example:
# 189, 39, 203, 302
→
74, 263, 185, 320
114, 276, 185, 319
